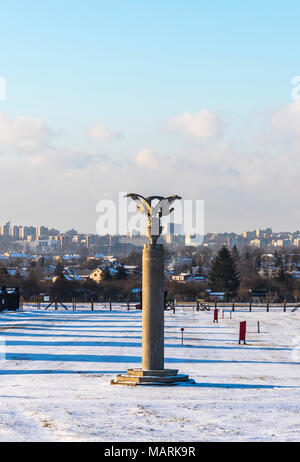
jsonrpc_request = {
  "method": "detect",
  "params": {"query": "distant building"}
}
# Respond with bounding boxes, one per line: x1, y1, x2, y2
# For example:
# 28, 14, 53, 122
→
89, 266, 119, 283
172, 273, 191, 283
256, 228, 272, 238
14, 239, 59, 253
171, 273, 205, 283
3, 252, 28, 259
242, 230, 256, 241
206, 291, 226, 301
166, 223, 183, 235
250, 238, 268, 248
9, 225, 19, 238
272, 239, 291, 247
0, 221, 10, 236
162, 234, 174, 244
116, 236, 148, 247
185, 234, 204, 246
36, 226, 49, 239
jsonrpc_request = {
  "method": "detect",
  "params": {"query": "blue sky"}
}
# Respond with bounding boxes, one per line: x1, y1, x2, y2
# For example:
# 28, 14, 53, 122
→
0, 1, 300, 233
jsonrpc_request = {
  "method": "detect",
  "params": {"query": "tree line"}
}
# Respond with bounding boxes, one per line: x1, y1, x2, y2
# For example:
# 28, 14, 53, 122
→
0, 245, 300, 302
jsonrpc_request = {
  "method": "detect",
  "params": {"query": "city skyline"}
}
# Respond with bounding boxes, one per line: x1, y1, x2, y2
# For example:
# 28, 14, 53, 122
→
1, 219, 300, 239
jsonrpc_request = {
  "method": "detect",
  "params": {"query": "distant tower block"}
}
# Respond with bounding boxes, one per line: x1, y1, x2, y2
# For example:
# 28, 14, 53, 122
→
111, 194, 192, 386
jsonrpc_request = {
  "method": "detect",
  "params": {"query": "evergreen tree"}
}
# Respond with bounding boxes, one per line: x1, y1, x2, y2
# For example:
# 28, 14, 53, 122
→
276, 266, 287, 284
208, 246, 240, 298
231, 245, 240, 263
116, 264, 127, 280
0, 267, 9, 286
255, 255, 261, 270
274, 251, 283, 269
54, 262, 64, 277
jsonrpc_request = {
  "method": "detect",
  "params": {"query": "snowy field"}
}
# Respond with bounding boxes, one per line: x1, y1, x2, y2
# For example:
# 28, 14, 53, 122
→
0, 303, 300, 442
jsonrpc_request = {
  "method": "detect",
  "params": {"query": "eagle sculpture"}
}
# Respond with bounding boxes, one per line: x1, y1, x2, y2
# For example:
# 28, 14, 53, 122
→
125, 193, 181, 244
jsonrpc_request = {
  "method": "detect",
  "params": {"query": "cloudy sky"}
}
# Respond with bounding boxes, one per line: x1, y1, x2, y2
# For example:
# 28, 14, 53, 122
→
1, 0, 300, 234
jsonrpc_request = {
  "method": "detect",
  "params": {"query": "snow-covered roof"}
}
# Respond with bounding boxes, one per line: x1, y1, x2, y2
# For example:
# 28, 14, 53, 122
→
7, 269, 17, 276
61, 255, 81, 261
3, 253, 28, 258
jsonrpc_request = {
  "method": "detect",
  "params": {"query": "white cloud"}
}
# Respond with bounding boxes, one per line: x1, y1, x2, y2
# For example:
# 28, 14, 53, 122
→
0, 112, 51, 150
88, 124, 124, 141
165, 110, 222, 141
135, 148, 160, 169
2, 104, 300, 234
270, 100, 300, 142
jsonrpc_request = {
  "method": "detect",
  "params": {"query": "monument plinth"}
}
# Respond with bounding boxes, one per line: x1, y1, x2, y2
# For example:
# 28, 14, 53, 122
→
111, 194, 191, 386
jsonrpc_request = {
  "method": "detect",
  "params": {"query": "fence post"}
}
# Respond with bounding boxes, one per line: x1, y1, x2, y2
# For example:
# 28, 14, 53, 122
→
91, 297, 94, 311
283, 299, 287, 312
257, 321, 260, 333
109, 299, 112, 311
213, 308, 218, 323
232, 299, 235, 312
239, 321, 247, 344
266, 299, 270, 312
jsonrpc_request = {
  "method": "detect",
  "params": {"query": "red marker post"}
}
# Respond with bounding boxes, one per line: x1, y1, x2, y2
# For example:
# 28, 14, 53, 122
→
213, 308, 218, 323
181, 328, 184, 345
239, 321, 247, 344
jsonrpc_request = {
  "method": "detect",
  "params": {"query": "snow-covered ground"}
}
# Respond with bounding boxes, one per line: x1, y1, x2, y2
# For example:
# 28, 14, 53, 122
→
0, 303, 300, 442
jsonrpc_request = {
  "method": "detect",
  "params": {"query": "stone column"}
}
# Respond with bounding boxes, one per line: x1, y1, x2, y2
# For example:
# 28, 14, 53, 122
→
110, 193, 191, 386
142, 243, 164, 371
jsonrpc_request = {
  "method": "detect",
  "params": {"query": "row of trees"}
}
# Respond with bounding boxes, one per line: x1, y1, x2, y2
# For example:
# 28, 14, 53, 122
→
191, 245, 300, 302
164, 245, 300, 302
0, 262, 139, 302
1, 245, 300, 302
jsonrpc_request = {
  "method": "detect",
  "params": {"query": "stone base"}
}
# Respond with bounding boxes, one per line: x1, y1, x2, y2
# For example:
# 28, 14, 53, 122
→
110, 368, 192, 386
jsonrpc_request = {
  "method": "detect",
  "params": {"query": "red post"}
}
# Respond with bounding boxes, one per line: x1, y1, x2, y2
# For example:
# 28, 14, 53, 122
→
213, 308, 218, 323
181, 328, 184, 345
239, 321, 247, 344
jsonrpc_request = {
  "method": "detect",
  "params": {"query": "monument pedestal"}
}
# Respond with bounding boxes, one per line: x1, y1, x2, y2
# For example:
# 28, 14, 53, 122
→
111, 368, 191, 386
